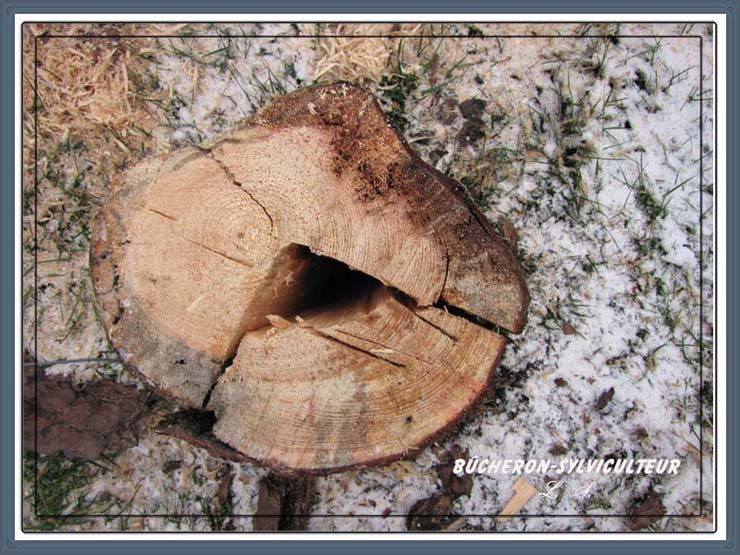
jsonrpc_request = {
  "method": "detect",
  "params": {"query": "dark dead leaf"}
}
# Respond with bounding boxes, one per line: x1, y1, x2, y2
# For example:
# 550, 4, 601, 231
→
459, 98, 487, 120
626, 489, 665, 530
436, 97, 459, 126
435, 444, 473, 500
407, 494, 453, 531
457, 119, 486, 146
498, 217, 519, 247
216, 464, 234, 511
428, 53, 440, 86
549, 444, 568, 456
162, 459, 182, 474
595, 387, 615, 411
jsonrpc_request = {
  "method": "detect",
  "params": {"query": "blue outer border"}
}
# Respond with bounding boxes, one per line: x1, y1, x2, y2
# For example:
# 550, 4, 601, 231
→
1, 1, 736, 553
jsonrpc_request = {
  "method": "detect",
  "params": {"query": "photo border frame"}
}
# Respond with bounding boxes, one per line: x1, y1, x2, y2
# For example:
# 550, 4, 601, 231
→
1, 1, 736, 552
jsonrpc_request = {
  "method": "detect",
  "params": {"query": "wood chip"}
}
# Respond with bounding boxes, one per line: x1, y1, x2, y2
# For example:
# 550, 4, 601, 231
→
498, 477, 537, 518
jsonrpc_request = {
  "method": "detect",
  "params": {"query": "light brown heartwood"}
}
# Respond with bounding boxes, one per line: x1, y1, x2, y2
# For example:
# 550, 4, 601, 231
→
91, 82, 529, 473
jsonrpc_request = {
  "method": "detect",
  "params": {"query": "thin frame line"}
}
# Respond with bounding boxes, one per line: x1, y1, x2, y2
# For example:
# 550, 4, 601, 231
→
33, 512, 698, 518
698, 33, 704, 520
35, 34, 704, 39
33, 34, 39, 519
24, 27, 711, 524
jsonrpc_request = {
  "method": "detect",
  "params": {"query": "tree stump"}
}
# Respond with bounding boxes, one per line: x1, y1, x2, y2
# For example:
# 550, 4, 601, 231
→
91, 83, 529, 473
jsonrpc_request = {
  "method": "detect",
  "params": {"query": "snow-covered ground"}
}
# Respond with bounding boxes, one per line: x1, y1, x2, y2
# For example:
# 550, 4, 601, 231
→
22, 22, 714, 532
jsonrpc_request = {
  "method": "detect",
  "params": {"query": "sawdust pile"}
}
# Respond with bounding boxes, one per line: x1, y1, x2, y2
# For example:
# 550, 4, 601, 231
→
22, 24, 177, 172
312, 23, 426, 83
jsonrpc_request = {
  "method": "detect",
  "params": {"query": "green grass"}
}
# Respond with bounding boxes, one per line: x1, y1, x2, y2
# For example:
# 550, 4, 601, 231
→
378, 72, 419, 134
378, 42, 421, 135
524, 69, 600, 223
24, 452, 99, 530
35, 139, 101, 259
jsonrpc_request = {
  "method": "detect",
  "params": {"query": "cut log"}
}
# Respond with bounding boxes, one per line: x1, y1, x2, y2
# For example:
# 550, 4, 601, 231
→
91, 83, 529, 473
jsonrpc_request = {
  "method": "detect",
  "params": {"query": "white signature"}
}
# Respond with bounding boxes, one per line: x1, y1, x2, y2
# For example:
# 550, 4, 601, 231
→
538, 480, 596, 500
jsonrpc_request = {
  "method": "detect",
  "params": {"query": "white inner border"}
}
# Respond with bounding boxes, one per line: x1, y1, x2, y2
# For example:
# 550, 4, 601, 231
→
13, 12, 727, 543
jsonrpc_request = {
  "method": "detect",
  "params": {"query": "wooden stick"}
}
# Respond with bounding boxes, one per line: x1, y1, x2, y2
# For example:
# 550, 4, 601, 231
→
498, 477, 538, 518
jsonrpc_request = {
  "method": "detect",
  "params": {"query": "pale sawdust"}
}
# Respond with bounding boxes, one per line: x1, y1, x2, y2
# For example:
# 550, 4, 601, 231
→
22, 24, 181, 175
312, 23, 427, 83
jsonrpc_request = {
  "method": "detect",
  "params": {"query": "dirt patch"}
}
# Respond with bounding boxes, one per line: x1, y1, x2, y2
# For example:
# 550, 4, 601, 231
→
23, 352, 151, 459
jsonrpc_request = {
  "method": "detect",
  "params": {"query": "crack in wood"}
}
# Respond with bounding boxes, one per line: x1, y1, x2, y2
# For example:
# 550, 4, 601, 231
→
331, 328, 435, 367
201, 357, 234, 410
202, 149, 276, 238
183, 238, 253, 268
408, 307, 459, 343
435, 300, 511, 339
143, 206, 178, 222
299, 325, 406, 369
